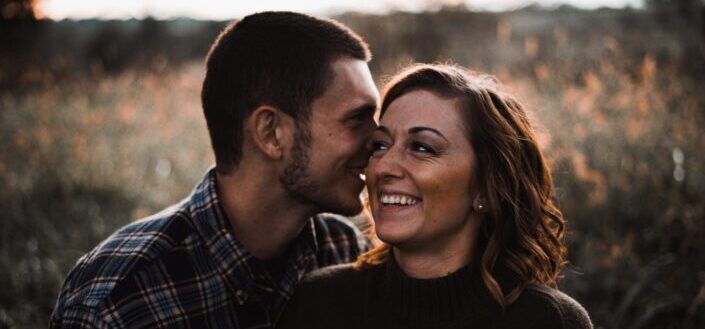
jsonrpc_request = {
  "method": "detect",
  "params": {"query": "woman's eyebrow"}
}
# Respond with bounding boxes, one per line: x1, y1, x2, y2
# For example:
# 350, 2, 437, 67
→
408, 126, 449, 142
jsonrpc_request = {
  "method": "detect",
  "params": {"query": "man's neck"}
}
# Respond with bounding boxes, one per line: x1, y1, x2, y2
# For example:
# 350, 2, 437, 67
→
215, 169, 318, 260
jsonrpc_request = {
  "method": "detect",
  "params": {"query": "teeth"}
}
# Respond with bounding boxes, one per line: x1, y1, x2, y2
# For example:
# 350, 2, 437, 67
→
380, 194, 418, 206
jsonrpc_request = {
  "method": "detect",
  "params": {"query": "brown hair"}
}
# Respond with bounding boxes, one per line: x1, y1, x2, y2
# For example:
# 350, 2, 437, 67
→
202, 12, 370, 173
355, 64, 567, 308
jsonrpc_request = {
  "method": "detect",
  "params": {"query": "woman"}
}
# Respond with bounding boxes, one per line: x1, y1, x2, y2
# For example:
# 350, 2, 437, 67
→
277, 64, 592, 329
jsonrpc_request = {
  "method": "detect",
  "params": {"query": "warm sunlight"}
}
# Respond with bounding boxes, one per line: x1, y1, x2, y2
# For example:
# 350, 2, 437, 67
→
37, 0, 643, 19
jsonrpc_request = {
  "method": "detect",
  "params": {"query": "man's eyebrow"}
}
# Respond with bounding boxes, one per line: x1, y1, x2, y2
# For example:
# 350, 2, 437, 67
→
345, 104, 377, 120
375, 125, 391, 135
409, 126, 449, 142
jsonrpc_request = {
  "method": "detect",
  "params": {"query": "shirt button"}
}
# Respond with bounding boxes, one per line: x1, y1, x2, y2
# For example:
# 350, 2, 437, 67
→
235, 289, 248, 305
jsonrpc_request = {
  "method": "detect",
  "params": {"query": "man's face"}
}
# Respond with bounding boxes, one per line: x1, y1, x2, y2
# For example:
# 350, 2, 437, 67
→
281, 57, 379, 216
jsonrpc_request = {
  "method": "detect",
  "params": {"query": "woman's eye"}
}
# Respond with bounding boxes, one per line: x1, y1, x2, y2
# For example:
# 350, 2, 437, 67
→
411, 142, 436, 154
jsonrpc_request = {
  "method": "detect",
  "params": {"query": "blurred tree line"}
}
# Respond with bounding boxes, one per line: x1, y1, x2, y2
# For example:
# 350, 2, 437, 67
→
1, 0, 223, 92
1, 2, 705, 328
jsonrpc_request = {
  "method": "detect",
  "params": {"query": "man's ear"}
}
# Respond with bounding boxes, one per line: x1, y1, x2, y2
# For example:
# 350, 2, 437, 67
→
247, 106, 294, 161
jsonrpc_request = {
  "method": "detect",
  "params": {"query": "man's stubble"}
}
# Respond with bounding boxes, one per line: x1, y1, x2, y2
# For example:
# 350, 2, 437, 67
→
280, 123, 361, 216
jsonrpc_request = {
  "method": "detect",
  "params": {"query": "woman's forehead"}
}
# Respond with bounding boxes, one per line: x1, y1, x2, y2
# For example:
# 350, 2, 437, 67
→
381, 90, 466, 131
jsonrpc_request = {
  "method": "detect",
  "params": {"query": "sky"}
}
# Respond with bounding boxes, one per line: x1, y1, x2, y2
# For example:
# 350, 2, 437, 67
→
38, 0, 644, 20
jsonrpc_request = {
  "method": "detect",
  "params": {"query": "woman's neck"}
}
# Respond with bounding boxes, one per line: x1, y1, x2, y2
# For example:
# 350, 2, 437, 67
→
392, 214, 482, 279
392, 245, 473, 279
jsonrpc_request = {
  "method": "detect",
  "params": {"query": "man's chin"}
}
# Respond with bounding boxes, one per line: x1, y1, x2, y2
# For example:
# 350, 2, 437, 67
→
324, 197, 363, 216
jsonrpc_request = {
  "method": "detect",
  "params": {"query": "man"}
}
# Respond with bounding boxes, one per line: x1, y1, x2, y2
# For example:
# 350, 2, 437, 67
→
50, 12, 379, 328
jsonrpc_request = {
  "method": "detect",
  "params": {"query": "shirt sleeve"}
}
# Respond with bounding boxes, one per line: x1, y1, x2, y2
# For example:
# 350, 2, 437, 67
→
49, 305, 110, 329
50, 259, 100, 329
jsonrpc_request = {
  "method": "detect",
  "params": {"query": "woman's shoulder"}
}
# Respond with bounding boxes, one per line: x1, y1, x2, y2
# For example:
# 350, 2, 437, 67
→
504, 284, 593, 329
303, 263, 363, 281
299, 263, 376, 291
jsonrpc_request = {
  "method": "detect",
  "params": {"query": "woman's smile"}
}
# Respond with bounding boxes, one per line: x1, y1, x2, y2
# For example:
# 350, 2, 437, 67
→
376, 189, 423, 217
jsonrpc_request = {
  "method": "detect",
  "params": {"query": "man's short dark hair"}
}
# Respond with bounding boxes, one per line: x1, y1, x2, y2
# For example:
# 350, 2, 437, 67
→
201, 11, 371, 173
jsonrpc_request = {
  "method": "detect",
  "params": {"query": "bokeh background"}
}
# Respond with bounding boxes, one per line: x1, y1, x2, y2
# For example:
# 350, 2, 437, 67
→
1, 0, 704, 328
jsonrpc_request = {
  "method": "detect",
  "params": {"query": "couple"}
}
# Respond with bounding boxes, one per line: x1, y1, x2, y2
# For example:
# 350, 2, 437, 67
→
50, 12, 591, 329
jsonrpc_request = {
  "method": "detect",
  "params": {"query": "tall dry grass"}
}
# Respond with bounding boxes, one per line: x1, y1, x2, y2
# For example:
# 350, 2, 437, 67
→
1, 7, 704, 328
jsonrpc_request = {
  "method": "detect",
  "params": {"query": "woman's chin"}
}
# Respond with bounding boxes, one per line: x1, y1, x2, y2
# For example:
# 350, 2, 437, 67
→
375, 228, 412, 246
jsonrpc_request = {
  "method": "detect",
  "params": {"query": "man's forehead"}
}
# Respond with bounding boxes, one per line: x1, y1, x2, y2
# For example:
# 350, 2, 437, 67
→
329, 58, 376, 91
313, 58, 379, 115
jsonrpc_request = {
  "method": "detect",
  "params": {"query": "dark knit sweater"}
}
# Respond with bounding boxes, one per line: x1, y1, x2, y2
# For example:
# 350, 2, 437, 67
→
277, 258, 593, 329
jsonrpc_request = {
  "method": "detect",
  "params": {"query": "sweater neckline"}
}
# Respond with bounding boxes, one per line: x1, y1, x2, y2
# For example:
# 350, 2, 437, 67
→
381, 254, 500, 324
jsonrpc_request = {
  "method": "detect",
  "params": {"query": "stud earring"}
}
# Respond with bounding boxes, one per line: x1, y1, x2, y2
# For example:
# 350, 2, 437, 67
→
474, 198, 486, 213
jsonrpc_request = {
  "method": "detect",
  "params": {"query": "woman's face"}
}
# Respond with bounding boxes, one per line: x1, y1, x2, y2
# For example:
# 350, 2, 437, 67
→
366, 89, 481, 252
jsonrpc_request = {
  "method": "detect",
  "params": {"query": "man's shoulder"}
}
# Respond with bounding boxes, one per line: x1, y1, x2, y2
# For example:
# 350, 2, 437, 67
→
57, 200, 197, 309
312, 213, 364, 237
505, 284, 593, 329
310, 213, 371, 266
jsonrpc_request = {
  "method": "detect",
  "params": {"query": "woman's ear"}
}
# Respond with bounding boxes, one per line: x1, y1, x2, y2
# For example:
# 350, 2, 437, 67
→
247, 106, 294, 161
473, 195, 487, 213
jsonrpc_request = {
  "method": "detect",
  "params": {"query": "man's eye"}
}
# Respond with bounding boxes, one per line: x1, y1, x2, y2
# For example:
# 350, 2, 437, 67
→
347, 109, 374, 127
350, 115, 365, 124
370, 141, 389, 153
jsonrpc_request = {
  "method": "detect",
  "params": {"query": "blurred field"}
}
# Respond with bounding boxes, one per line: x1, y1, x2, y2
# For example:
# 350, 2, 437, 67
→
1, 4, 705, 329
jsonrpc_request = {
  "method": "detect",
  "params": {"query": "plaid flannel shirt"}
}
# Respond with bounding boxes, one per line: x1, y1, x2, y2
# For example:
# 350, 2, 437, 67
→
50, 168, 370, 329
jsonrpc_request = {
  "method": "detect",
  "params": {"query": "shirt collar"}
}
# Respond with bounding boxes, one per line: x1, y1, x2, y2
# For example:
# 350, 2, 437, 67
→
187, 167, 319, 299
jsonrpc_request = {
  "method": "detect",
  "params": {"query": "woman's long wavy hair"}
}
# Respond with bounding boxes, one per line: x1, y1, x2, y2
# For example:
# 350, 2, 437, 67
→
354, 63, 567, 308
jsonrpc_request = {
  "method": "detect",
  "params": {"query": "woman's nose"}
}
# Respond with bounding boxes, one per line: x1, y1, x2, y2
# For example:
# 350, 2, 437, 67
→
369, 149, 405, 182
